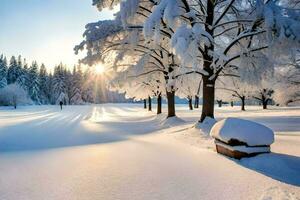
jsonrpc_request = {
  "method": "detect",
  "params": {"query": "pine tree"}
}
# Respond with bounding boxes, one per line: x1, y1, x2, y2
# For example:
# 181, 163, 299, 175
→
0, 55, 8, 88
52, 63, 68, 104
16, 59, 30, 91
47, 73, 54, 104
7, 56, 22, 84
39, 64, 49, 104
70, 65, 83, 104
28, 61, 40, 104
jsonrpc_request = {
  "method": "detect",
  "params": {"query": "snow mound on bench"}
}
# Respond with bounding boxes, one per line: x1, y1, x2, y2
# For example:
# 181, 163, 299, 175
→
210, 118, 274, 146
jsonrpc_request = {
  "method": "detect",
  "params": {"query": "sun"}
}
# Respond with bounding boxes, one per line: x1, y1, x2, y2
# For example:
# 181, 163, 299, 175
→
94, 65, 105, 74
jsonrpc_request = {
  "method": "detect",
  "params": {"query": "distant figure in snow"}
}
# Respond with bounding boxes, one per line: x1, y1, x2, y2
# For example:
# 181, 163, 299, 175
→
59, 101, 63, 110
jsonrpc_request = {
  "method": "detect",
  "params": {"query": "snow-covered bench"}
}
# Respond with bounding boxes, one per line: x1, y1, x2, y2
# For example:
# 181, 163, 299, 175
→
210, 118, 274, 159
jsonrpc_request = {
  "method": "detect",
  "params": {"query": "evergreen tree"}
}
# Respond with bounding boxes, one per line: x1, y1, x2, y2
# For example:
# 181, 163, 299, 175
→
47, 73, 54, 104
16, 59, 30, 91
28, 61, 40, 104
0, 55, 8, 88
52, 63, 68, 104
39, 64, 49, 104
70, 65, 83, 104
7, 56, 22, 84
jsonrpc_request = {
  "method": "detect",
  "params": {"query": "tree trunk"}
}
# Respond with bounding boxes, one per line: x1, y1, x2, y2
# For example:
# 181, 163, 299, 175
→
157, 94, 162, 114
217, 100, 222, 107
166, 90, 176, 118
188, 97, 193, 110
230, 101, 234, 107
263, 100, 268, 109
262, 96, 268, 109
143, 99, 147, 109
148, 96, 152, 111
200, 77, 215, 122
194, 95, 199, 108
241, 96, 245, 111
200, 0, 215, 122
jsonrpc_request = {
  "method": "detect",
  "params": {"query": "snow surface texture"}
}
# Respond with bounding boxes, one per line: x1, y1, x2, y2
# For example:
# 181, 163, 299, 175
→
210, 117, 275, 146
0, 104, 299, 200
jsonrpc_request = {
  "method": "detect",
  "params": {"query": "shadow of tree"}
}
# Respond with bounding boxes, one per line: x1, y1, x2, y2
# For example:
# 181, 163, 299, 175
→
0, 113, 183, 152
238, 153, 300, 186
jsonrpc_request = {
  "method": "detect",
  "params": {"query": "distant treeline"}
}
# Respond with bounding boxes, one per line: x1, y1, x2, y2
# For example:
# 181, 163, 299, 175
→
0, 54, 130, 106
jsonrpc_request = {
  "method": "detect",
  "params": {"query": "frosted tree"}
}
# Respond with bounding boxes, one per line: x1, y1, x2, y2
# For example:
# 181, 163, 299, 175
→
0, 83, 31, 109
7, 56, 22, 84
70, 65, 84, 104
141, 0, 300, 121
177, 73, 201, 110
39, 64, 50, 104
251, 71, 275, 109
273, 54, 300, 105
28, 61, 40, 104
110, 65, 165, 114
274, 83, 300, 105
0, 55, 8, 88
253, 88, 274, 109
76, 1, 210, 117
52, 64, 68, 104
16, 59, 30, 91
217, 76, 256, 110
83, 0, 300, 121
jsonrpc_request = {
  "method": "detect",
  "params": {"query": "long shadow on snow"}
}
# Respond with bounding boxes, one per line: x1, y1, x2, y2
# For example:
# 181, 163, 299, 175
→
237, 153, 300, 186
0, 115, 171, 152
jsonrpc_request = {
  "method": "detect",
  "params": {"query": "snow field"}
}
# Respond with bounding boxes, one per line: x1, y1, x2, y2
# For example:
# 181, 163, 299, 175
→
0, 104, 299, 200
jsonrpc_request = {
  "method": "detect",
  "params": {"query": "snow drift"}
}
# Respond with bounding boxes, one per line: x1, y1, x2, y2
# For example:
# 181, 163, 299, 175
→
210, 117, 274, 146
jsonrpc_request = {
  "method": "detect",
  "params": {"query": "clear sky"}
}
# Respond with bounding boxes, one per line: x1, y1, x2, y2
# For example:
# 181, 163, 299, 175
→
0, 0, 116, 71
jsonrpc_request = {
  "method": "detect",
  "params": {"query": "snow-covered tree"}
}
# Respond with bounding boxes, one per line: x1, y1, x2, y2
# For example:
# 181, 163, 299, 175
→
139, 0, 299, 121
110, 67, 165, 113
76, 3, 209, 117
253, 88, 274, 109
28, 61, 40, 104
39, 64, 50, 104
69, 65, 84, 104
16, 59, 30, 91
274, 83, 300, 106
273, 53, 300, 105
52, 63, 68, 104
177, 73, 201, 110
79, 0, 300, 121
0, 83, 31, 109
217, 76, 256, 110
7, 56, 22, 84
0, 55, 8, 88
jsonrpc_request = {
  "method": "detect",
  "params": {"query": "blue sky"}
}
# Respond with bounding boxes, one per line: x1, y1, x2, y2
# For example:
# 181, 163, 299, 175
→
0, 0, 117, 71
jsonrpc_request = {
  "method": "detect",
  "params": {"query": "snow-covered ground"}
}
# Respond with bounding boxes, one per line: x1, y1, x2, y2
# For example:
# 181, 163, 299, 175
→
0, 104, 299, 200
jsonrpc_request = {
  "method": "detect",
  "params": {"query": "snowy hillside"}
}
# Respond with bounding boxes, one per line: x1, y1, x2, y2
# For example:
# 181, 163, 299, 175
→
0, 104, 299, 200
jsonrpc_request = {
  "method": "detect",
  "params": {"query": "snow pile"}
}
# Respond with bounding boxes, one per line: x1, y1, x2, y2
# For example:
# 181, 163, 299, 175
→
195, 117, 217, 136
210, 118, 274, 146
160, 116, 185, 128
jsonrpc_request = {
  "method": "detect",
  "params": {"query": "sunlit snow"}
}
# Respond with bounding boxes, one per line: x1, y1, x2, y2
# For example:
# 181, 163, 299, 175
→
0, 104, 299, 200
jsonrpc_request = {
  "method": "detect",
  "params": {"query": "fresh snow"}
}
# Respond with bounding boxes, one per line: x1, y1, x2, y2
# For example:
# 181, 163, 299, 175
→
0, 104, 299, 200
210, 117, 274, 146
